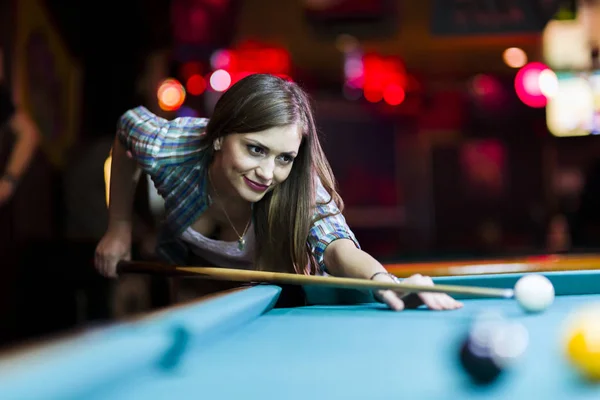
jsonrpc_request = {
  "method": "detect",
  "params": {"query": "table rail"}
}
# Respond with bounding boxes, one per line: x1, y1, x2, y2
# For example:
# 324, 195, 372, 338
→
386, 254, 600, 277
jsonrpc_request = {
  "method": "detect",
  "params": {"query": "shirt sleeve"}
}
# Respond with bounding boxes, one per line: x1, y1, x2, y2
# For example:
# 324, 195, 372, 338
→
115, 106, 210, 201
308, 178, 360, 273
116, 106, 209, 172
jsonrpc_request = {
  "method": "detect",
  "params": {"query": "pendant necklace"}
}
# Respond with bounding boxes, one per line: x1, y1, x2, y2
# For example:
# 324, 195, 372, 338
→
208, 170, 252, 250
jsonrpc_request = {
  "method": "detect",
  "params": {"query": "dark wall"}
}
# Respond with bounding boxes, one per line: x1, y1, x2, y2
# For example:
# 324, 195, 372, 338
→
42, 0, 172, 139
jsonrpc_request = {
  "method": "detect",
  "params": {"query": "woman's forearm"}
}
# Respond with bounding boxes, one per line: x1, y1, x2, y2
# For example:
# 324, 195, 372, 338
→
323, 239, 388, 279
107, 137, 141, 232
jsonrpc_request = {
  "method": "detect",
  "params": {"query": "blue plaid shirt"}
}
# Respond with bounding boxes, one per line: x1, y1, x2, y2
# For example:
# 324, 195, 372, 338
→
116, 106, 359, 271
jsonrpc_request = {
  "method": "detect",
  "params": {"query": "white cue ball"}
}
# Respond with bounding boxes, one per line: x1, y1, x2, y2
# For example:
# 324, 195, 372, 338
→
514, 274, 555, 313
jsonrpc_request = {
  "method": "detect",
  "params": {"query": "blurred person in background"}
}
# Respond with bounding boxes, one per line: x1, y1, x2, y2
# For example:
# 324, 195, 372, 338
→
0, 47, 41, 345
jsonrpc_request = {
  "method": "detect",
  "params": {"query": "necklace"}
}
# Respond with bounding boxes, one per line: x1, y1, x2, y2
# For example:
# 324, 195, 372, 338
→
208, 170, 252, 250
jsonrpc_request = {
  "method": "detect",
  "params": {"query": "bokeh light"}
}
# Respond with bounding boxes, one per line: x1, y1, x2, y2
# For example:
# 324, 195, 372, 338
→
210, 49, 232, 70
186, 74, 207, 96
538, 69, 559, 98
383, 84, 405, 106
503, 47, 528, 69
209, 69, 232, 92
157, 78, 186, 111
514, 62, 551, 108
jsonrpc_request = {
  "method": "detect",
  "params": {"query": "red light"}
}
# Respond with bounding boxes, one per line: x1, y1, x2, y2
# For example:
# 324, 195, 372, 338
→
362, 53, 407, 103
364, 88, 383, 103
514, 62, 550, 108
186, 74, 206, 95
216, 41, 292, 86
383, 84, 405, 106
363, 54, 386, 92
472, 74, 499, 96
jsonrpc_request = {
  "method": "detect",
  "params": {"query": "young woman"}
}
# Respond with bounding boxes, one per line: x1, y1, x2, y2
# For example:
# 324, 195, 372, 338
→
0, 49, 41, 344
95, 74, 462, 311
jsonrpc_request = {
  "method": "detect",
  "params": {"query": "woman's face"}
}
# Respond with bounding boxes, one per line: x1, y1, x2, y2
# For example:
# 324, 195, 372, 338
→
211, 124, 303, 203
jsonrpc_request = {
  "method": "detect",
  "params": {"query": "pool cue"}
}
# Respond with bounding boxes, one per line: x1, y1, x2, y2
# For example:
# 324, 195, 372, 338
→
117, 261, 515, 299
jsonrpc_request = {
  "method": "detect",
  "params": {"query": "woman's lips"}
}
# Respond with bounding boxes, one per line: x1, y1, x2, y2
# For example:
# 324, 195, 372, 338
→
243, 176, 269, 192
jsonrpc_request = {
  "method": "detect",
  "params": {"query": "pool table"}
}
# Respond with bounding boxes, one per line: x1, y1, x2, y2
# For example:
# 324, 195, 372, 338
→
1, 266, 600, 399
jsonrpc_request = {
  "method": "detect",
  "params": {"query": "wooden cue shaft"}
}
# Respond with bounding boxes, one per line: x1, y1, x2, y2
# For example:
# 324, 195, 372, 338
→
117, 261, 515, 298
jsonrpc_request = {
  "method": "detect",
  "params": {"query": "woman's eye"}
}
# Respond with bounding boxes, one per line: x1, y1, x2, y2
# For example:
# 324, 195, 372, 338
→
247, 145, 264, 155
278, 155, 294, 164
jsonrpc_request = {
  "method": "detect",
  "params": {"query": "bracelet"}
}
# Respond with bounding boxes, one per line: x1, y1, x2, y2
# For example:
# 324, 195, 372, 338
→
370, 272, 401, 303
370, 271, 401, 283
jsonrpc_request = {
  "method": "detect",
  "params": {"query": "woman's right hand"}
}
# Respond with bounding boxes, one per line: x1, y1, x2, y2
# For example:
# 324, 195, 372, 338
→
95, 227, 132, 278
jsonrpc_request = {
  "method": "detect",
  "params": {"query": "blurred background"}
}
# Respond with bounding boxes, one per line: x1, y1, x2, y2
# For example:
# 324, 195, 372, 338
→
1, 0, 599, 347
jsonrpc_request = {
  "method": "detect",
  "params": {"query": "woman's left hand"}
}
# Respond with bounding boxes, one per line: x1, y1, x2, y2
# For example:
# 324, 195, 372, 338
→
372, 273, 463, 311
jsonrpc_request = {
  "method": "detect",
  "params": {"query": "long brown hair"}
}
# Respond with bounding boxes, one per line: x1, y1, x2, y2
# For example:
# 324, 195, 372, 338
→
204, 74, 343, 275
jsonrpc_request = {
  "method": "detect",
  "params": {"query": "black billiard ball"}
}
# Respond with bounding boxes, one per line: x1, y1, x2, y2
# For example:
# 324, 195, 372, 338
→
459, 333, 503, 384
459, 312, 529, 385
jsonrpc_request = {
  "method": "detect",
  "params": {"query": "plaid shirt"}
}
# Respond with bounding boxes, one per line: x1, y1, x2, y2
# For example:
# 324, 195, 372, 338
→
116, 106, 359, 271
